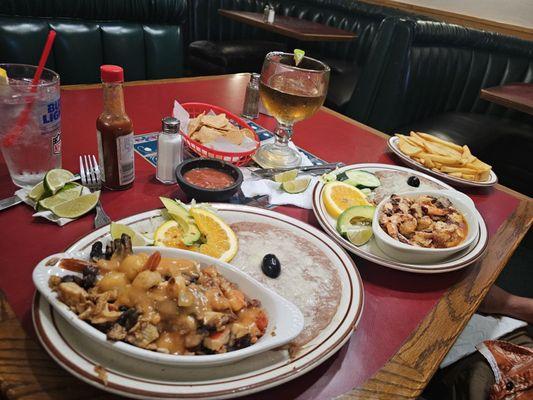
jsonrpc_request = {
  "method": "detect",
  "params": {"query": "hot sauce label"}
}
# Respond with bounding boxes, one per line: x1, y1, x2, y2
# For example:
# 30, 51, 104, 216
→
96, 131, 105, 182
116, 133, 135, 186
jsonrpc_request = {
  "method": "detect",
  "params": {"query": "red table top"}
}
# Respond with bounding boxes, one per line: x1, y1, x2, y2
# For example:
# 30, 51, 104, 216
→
0, 74, 522, 399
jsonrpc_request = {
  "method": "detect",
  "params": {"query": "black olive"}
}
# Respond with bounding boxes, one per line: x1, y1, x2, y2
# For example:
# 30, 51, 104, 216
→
117, 308, 139, 331
407, 176, 420, 187
262, 254, 281, 278
61, 275, 83, 286
90, 241, 104, 261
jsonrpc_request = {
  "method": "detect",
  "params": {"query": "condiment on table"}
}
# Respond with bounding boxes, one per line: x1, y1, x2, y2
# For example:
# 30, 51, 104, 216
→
96, 65, 135, 190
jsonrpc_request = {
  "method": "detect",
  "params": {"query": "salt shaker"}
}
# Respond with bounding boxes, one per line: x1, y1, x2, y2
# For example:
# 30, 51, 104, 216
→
267, 6, 275, 24
263, 4, 270, 22
156, 117, 183, 184
242, 73, 260, 119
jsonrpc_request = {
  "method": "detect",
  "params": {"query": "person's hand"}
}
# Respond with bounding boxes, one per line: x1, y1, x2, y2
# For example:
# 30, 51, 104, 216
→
479, 285, 533, 324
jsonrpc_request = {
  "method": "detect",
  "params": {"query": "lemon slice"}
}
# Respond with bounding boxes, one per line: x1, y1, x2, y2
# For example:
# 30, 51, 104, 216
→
50, 191, 99, 218
322, 181, 371, 218
273, 169, 298, 183
281, 178, 311, 193
294, 49, 305, 66
44, 169, 75, 194
189, 208, 238, 262
38, 186, 82, 210
111, 222, 153, 246
154, 220, 190, 249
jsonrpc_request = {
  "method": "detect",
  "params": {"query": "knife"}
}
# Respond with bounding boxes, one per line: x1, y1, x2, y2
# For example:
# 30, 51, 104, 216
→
0, 195, 22, 211
252, 162, 344, 179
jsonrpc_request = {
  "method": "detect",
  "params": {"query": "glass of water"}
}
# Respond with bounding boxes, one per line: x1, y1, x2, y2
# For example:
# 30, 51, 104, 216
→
0, 64, 62, 188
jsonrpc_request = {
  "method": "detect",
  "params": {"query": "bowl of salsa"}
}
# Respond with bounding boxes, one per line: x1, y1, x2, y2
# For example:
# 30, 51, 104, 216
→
176, 158, 243, 202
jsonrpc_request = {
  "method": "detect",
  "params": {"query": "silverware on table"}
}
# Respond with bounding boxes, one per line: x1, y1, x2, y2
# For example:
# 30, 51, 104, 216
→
79, 155, 112, 229
0, 195, 22, 211
251, 162, 344, 179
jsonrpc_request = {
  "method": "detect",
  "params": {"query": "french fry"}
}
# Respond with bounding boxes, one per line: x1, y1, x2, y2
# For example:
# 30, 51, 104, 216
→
395, 131, 492, 182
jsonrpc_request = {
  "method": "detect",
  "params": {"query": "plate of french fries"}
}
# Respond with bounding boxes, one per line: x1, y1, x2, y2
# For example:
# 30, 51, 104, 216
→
388, 132, 497, 187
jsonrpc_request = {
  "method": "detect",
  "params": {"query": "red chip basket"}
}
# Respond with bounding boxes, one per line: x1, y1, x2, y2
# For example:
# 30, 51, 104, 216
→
180, 102, 260, 166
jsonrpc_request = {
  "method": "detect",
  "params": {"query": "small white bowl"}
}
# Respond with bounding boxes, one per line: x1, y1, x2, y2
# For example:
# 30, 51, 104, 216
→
33, 246, 304, 367
372, 190, 479, 264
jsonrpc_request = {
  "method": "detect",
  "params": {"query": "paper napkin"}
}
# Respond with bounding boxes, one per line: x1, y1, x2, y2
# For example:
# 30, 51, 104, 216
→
241, 142, 318, 209
15, 186, 92, 226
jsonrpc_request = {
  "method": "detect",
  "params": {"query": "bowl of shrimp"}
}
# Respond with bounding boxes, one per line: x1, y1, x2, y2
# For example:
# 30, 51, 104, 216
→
372, 190, 480, 264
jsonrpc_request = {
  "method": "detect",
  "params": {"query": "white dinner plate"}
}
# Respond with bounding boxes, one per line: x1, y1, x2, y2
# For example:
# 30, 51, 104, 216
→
34, 204, 363, 399
312, 163, 488, 273
388, 136, 498, 188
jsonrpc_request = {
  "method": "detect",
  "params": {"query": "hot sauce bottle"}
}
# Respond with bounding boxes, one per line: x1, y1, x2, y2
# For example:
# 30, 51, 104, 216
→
96, 65, 134, 190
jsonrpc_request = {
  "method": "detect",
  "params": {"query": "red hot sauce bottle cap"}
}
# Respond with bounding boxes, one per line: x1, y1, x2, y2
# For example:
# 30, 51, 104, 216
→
100, 65, 124, 83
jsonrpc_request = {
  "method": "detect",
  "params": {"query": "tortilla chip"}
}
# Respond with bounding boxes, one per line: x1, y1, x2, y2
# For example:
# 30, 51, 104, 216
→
223, 129, 244, 145
239, 128, 254, 141
201, 113, 228, 129
188, 112, 205, 135
191, 126, 220, 144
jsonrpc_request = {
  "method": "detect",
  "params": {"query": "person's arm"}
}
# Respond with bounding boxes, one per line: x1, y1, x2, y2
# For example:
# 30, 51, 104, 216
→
479, 285, 533, 324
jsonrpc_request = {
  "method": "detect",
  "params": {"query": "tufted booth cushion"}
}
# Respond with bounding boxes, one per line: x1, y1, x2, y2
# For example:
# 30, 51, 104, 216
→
0, 0, 187, 84
346, 18, 533, 195
186, 0, 422, 110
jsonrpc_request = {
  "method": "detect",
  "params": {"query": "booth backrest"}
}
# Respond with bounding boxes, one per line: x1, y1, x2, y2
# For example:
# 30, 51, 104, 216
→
186, 0, 419, 65
0, 0, 188, 84
347, 18, 533, 132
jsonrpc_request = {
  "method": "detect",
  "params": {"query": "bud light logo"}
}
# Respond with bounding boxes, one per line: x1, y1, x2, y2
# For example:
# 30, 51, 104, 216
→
41, 99, 61, 133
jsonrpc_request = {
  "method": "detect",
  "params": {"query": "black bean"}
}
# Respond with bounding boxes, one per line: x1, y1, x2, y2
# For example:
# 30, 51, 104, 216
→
262, 254, 281, 278
119, 305, 128, 312
61, 275, 83, 286
90, 242, 104, 261
117, 308, 139, 331
407, 176, 420, 187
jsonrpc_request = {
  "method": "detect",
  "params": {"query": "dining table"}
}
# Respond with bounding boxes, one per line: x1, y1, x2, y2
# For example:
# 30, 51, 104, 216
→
480, 82, 533, 115
0, 73, 531, 400
218, 10, 357, 42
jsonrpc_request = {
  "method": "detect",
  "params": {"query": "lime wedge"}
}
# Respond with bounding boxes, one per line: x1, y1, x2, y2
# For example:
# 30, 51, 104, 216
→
50, 191, 99, 218
28, 181, 47, 202
281, 178, 311, 193
344, 225, 373, 246
110, 222, 152, 246
273, 169, 298, 183
294, 49, 305, 66
44, 169, 75, 194
38, 186, 82, 210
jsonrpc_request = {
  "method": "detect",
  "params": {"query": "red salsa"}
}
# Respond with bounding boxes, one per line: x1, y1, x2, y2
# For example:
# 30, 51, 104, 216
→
183, 167, 235, 189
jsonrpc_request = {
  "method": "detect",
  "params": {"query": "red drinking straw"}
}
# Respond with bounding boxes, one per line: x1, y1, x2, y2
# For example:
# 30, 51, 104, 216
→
2, 30, 57, 147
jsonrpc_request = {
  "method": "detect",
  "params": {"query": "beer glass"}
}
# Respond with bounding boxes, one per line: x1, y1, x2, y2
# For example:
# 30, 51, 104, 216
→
255, 52, 330, 168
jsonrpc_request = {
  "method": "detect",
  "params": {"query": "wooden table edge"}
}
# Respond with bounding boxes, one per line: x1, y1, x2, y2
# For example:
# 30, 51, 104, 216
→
480, 87, 533, 116
1, 75, 531, 399
218, 9, 357, 42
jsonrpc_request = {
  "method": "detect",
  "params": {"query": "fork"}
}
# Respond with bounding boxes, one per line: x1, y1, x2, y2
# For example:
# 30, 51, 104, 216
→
79, 155, 111, 229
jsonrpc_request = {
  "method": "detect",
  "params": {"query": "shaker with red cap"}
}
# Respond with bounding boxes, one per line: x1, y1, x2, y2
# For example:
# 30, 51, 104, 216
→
96, 65, 135, 190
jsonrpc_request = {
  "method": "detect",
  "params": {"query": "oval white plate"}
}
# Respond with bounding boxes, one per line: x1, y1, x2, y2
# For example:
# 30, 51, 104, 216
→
34, 204, 363, 398
388, 136, 498, 188
312, 163, 489, 273
33, 247, 305, 367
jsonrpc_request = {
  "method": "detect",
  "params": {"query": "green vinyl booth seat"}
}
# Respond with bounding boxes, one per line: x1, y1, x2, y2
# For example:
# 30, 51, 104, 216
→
0, 0, 188, 84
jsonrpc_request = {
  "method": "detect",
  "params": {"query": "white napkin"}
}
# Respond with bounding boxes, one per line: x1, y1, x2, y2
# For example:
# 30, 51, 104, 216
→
440, 313, 527, 368
15, 186, 91, 226
241, 142, 317, 209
